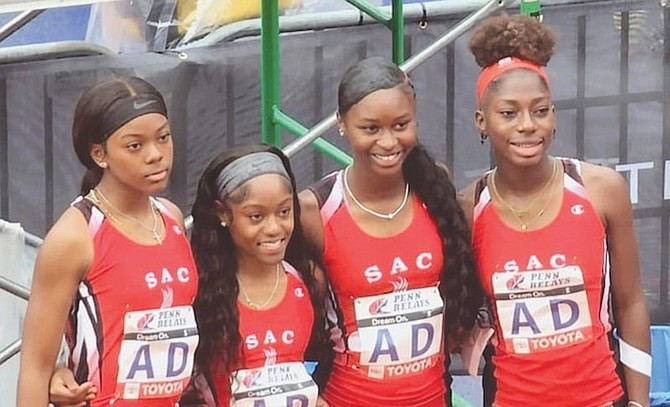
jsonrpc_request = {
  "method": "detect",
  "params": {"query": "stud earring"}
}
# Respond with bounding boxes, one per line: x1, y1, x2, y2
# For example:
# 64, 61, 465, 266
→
220, 221, 227, 228
480, 133, 488, 145
338, 128, 345, 137
99, 161, 108, 168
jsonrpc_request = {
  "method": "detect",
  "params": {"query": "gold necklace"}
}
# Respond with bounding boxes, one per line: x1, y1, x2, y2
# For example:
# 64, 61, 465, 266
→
489, 158, 560, 231
91, 187, 163, 244
237, 264, 281, 309
342, 166, 410, 220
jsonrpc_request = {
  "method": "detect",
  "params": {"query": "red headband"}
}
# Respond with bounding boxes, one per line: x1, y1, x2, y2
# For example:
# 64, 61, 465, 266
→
476, 56, 550, 105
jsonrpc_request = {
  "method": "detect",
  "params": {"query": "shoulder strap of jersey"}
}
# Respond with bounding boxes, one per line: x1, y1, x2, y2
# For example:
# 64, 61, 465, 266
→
71, 196, 106, 237
307, 171, 338, 209
151, 197, 179, 223
282, 261, 302, 281
473, 173, 490, 207
308, 170, 345, 225
558, 157, 584, 185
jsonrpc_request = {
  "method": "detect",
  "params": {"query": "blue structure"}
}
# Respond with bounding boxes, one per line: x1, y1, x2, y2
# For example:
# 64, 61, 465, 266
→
0, 5, 89, 47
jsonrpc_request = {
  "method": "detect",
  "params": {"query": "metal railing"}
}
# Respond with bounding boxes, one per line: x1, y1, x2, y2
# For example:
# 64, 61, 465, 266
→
282, 0, 515, 159
0, 230, 36, 366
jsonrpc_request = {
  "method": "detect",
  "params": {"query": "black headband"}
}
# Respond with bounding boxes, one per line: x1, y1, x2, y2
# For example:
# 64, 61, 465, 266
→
100, 93, 168, 141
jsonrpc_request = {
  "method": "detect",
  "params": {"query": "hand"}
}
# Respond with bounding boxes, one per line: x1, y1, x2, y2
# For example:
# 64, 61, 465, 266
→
316, 395, 330, 407
49, 366, 97, 406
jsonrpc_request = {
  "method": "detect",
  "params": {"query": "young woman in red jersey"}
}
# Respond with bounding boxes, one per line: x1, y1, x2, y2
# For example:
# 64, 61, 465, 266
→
299, 57, 484, 407
18, 77, 199, 406
184, 144, 330, 406
459, 14, 651, 407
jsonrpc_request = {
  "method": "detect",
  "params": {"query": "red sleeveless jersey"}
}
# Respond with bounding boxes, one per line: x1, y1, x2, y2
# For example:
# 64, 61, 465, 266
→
315, 170, 447, 407
66, 197, 199, 406
472, 158, 623, 407
209, 263, 318, 406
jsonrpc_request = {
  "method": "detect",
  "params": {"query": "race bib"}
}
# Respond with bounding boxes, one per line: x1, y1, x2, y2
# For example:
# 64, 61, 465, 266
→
493, 266, 593, 354
353, 286, 443, 378
231, 362, 318, 407
116, 305, 199, 399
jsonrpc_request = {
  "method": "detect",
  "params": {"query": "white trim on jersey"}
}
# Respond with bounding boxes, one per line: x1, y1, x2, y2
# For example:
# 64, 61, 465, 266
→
473, 171, 493, 223
599, 239, 613, 332
70, 281, 102, 388
320, 171, 345, 225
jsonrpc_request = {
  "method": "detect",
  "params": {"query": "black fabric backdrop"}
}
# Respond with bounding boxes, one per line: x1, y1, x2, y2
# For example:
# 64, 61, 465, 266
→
0, 0, 666, 321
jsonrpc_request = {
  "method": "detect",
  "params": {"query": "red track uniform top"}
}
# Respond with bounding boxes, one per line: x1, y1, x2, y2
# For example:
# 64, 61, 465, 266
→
472, 158, 623, 407
313, 171, 447, 407
209, 262, 318, 407
66, 197, 199, 406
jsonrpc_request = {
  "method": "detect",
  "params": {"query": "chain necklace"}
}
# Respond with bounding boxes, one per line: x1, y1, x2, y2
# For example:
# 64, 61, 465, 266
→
342, 166, 410, 221
238, 264, 281, 309
91, 187, 163, 244
488, 158, 559, 231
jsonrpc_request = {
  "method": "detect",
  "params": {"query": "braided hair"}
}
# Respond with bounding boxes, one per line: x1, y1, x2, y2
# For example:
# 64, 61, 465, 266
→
338, 57, 484, 337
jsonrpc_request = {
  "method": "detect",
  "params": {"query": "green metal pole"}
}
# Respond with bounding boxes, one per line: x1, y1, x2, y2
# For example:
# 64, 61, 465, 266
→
452, 392, 477, 407
345, 0, 392, 27
520, 0, 542, 20
261, 0, 281, 146
391, 0, 405, 64
273, 107, 352, 166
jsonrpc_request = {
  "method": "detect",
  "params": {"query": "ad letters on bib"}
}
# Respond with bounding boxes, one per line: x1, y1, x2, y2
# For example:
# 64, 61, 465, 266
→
493, 265, 593, 355
355, 287, 443, 379
117, 306, 198, 399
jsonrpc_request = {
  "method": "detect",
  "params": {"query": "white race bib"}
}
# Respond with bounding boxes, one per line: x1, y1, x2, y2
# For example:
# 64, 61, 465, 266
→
492, 266, 593, 354
353, 286, 443, 378
231, 362, 318, 407
116, 305, 199, 399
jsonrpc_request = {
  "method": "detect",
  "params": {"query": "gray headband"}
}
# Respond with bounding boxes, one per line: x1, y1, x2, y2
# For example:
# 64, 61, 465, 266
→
216, 152, 290, 198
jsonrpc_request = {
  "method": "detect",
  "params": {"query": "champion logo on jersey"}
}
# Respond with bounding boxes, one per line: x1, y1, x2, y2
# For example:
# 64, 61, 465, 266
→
294, 287, 305, 298
571, 204, 585, 215
506, 274, 526, 290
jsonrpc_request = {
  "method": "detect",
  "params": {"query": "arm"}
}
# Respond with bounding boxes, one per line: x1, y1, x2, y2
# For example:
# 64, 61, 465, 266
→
298, 189, 325, 254
584, 163, 650, 406
17, 208, 92, 406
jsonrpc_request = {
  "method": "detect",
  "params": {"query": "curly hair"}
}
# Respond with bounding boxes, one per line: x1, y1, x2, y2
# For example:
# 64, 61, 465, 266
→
468, 13, 556, 68
190, 144, 329, 383
338, 57, 484, 338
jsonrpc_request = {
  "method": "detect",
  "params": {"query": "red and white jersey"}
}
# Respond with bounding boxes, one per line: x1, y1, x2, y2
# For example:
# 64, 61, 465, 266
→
472, 158, 623, 407
209, 263, 318, 407
312, 170, 447, 407
66, 197, 199, 406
